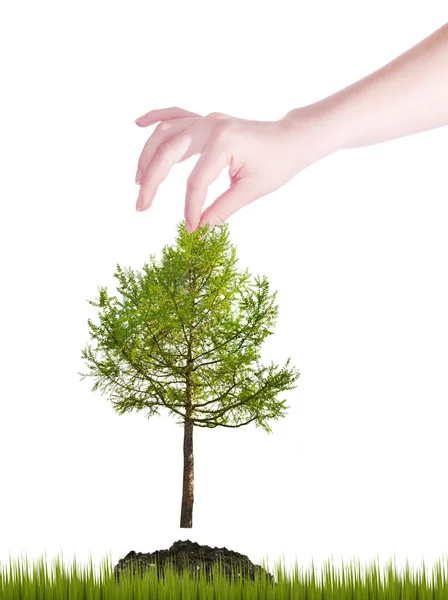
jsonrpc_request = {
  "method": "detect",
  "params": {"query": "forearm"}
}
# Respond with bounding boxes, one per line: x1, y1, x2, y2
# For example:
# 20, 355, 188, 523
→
286, 22, 448, 151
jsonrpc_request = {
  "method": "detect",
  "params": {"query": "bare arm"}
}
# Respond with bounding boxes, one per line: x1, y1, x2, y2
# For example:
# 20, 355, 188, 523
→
134, 23, 447, 230
285, 22, 448, 151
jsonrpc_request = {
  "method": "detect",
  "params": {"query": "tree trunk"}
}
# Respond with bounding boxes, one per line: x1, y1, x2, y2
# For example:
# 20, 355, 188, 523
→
180, 416, 194, 528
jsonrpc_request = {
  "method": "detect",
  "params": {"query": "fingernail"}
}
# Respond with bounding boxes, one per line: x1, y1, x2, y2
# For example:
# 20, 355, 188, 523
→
136, 194, 143, 211
135, 168, 142, 184
185, 218, 192, 232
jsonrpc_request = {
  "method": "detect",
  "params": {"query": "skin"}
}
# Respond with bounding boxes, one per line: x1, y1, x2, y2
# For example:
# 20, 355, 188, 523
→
134, 22, 448, 233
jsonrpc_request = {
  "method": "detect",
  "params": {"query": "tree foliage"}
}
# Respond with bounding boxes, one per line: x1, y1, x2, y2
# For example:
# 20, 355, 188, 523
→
79, 221, 300, 433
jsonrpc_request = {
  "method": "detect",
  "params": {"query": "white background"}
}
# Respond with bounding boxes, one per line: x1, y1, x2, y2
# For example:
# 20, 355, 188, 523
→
1, 0, 447, 585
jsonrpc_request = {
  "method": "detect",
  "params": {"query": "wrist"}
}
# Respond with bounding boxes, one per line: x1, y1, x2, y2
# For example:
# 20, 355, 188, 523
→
282, 97, 349, 156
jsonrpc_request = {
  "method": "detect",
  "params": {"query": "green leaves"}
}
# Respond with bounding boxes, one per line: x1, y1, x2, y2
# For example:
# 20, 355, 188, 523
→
79, 219, 300, 430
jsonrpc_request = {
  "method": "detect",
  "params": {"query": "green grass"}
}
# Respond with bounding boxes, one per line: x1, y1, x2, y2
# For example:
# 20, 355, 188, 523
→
1, 550, 448, 599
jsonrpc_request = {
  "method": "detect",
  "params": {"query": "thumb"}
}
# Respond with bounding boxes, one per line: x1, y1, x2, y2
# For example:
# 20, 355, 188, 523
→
197, 179, 256, 230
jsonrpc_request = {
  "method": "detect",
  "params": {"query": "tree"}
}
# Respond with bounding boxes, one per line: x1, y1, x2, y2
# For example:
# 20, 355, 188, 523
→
79, 221, 300, 528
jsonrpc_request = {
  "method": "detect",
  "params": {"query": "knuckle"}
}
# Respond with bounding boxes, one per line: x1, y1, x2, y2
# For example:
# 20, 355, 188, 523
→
213, 122, 233, 143
206, 111, 226, 119
155, 122, 167, 133
156, 121, 172, 132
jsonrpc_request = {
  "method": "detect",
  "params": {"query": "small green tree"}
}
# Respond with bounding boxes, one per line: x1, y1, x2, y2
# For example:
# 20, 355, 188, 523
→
79, 221, 300, 528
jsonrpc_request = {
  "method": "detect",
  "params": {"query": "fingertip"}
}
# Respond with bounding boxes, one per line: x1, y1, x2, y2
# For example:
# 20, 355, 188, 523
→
185, 212, 202, 233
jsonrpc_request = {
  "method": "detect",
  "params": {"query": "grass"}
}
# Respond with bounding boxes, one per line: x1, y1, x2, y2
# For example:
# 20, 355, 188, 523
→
1, 550, 448, 599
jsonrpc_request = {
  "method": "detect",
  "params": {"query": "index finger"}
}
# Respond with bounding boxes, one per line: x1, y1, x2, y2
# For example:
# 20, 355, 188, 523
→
185, 142, 232, 232
135, 107, 202, 126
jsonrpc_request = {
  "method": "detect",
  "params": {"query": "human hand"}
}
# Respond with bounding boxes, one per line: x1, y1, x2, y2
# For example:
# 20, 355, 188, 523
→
134, 107, 335, 232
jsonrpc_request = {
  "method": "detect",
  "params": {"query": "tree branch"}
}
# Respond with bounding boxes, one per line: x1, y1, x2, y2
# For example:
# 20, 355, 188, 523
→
82, 355, 156, 400
191, 357, 225, 372
192, 255, 222, 298
159, 279, 190, 346
192, 328, 243, 363
196, 377, 271, 418
144, 321, 185, 375
192, 292, 263, 363
191, 376, 239, 410
193, 413, 259, 428
103, 330, 190, 421
193, 280, 230, 330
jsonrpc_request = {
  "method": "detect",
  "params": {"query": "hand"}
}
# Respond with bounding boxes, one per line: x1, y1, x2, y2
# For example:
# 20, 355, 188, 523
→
134, 107, 332, 232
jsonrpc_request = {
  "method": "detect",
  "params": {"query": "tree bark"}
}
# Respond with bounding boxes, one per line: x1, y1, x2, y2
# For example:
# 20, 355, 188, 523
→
181, 268, 195, 528
180, 416, 194, 528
